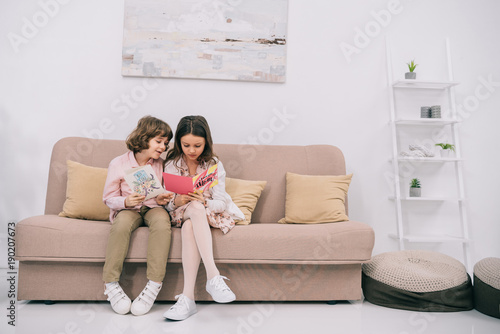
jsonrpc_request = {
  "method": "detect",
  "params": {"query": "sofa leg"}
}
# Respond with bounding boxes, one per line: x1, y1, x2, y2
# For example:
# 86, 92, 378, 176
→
44, 300, 56, 305
327, 300, 338, 305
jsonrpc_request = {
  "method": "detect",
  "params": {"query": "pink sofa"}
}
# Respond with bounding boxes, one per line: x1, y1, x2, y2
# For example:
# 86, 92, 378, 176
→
15, 137, 375, 302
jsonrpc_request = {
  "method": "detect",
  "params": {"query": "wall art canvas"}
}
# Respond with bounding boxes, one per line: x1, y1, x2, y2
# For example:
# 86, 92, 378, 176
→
122, 0, 288, 83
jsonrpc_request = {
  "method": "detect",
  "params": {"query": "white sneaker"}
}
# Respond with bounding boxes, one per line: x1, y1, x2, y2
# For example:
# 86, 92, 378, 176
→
163, 294, 197, 321
206, 275, 236, 303
104, 282, 131, 315
131, 281, 162, 316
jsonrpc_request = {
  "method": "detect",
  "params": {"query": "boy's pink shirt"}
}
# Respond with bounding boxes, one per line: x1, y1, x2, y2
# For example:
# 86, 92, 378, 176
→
103, 151, 164, 222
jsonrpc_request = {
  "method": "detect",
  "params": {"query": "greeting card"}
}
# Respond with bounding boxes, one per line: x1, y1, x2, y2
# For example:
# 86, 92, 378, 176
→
163, 164, 218, 195
124, 165, 165, 200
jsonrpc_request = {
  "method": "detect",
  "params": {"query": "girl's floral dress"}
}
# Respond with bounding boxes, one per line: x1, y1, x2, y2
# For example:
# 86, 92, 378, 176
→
168, 158, 235, 234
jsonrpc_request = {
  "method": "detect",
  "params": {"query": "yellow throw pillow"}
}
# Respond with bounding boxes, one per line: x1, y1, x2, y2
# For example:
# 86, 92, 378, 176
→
59, 160, 110, 221
225, 177, 267, 225
278, 172, 352, 224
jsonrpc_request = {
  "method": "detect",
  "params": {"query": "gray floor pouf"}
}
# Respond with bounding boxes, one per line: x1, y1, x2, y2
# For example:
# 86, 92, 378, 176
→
474, 257, 500, 319
362, 250, 473, 312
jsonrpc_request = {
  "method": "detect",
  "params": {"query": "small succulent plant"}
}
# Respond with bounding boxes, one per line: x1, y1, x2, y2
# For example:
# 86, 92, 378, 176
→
407, 59, 418, 72
410, 178, 421, 188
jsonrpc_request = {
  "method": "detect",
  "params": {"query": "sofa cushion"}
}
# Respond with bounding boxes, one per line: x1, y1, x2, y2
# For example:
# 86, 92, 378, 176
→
225, 177, 267, 225
15, 216, 374, 264
279, 172, 352, 224
59, 160, 110, 221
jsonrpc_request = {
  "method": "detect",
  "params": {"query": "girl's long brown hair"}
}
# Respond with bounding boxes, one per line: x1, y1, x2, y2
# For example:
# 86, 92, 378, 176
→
165, 115, 217, 165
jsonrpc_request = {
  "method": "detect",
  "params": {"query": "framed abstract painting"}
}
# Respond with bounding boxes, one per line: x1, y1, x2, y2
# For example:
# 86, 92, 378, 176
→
122, 0, 288, 83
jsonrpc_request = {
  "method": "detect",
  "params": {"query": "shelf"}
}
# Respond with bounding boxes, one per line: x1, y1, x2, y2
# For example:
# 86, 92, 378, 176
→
392, 79, 459, 89
386, 38, 471, 271
389, 196, 465, 202
396, 157, 462, 162
389, 233, 469, 243
395, 119, 460, 126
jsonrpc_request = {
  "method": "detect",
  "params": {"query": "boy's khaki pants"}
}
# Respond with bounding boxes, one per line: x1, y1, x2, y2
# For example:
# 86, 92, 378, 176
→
103, 206, 171, 283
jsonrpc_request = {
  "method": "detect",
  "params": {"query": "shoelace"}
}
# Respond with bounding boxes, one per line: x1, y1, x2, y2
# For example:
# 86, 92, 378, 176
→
211, 275, 230, 291
170, 294, 189, 312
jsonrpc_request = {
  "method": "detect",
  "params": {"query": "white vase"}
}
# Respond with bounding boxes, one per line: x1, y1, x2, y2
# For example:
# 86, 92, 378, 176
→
440, 150, 451, 158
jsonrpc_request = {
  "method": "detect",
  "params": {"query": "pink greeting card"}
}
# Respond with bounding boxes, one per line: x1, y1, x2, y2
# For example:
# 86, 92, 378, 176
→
163, 164, 218, 195
162, 173, 195, 195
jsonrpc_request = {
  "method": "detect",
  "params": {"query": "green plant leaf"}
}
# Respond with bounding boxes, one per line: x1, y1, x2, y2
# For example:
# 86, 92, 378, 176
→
410, 178, 421, 188
435, 143, 455, 151
407, 59, 417, 72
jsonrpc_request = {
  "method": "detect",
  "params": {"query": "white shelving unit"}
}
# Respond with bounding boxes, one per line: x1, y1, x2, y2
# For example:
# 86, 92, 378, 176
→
386, 38, 471, 271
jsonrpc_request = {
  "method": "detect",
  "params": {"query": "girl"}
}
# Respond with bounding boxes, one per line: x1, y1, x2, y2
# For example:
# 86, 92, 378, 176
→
102, 115, 174, 316
162, 115, 244, 321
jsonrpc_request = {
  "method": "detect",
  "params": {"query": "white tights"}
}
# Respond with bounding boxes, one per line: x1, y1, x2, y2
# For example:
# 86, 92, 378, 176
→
181, 201, 220, 300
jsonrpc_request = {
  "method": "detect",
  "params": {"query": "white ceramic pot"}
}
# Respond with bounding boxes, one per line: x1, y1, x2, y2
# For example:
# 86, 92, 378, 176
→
440, 150, 451, 158
409, 187, 421, 197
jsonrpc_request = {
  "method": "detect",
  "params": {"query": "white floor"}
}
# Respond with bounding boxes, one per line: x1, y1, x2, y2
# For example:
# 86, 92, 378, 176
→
1, 270, 499, 334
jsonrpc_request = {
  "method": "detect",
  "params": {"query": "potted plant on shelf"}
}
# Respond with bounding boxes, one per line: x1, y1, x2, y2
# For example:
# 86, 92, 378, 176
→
435, 143, 455, 158
409, 178, 421, 197
405, 59, 417, 79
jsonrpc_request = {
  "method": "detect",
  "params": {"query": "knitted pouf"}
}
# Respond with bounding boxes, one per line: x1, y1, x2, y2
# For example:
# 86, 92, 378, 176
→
474, 257, 500, 319
362, 250, 473, 312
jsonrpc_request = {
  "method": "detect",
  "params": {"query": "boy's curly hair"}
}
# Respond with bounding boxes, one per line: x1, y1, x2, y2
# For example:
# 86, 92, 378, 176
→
126, 116, 172, 153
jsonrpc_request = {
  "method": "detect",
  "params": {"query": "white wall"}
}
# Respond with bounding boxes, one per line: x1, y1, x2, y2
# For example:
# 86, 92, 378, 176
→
1, 0, 499, 268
